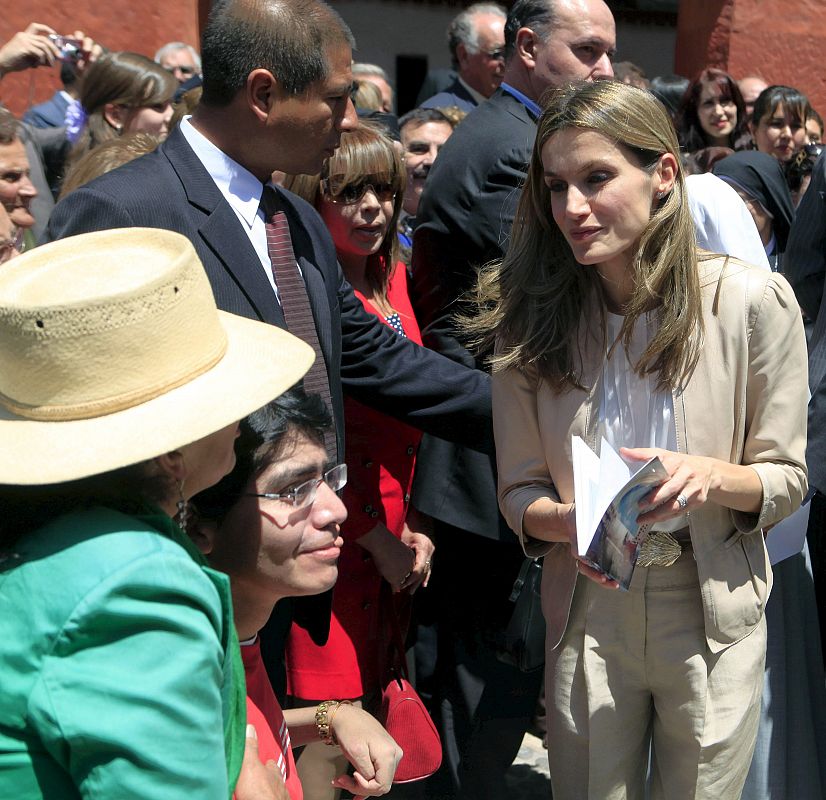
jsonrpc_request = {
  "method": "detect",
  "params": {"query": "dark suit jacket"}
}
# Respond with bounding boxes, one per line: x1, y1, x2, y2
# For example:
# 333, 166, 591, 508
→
786, 151, 826, 494
420, 77, 478, 114
47, 126, 491, 453
23, 91, 70, 129
411, 88, 538, 542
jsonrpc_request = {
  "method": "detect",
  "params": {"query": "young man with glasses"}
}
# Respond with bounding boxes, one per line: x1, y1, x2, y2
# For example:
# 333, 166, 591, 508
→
192, 389, 402, 800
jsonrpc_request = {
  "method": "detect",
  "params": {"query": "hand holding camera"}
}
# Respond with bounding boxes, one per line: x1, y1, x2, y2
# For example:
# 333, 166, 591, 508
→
0, 23, 100, 79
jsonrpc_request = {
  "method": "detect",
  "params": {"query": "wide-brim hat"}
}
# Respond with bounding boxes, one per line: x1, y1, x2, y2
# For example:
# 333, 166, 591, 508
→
0, 228, 314, 485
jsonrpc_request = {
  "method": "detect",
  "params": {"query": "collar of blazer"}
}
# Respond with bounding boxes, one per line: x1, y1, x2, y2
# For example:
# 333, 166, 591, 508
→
160, 127, 287, 328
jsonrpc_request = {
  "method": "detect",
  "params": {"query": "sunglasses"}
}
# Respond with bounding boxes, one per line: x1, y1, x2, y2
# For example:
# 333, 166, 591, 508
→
321, 178, 397, 205
167, 65, 197, 77
246, 464, 348, 509
479, 46, 506, 61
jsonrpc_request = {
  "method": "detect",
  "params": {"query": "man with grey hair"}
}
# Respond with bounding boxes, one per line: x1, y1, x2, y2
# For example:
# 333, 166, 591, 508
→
411, 1, 615, 797
352, 62, 393, 112
420, 3, 506, 112
154, 41, 201, 83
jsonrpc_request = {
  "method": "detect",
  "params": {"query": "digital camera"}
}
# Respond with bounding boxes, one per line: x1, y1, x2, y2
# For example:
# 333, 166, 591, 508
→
48, 35, 83, 64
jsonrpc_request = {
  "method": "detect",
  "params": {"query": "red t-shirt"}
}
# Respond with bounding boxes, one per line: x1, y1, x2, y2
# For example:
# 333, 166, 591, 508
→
242, 639, 303, 800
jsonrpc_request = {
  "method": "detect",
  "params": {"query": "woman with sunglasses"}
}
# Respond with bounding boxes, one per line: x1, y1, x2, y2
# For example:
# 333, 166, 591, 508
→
283, 122, 434, 800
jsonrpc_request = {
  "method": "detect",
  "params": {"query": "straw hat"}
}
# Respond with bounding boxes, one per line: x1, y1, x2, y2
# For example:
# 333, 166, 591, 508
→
0, 228, 314, 485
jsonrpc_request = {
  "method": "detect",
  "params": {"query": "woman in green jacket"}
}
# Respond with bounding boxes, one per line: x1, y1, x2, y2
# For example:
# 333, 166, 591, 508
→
0, 227, 312, 799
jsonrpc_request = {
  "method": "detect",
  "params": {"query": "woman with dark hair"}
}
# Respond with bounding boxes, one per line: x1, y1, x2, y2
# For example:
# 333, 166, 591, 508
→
471, 80, 807, 799
713, 150, 795, 271
66, 51, 176, 163
283, 122, 434, 799
749, 85, 812, 163
675, 68, 748, 153
0, 227, 313, 799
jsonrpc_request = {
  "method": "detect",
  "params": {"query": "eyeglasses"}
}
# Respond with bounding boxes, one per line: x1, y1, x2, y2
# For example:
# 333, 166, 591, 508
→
321, 178, 397, 205
167, 65, 197, 77
246, 464, 347, 509
478, 46, 506, 61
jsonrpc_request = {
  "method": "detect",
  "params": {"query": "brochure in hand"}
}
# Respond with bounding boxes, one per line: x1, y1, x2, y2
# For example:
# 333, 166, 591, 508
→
572, 436, 669, 590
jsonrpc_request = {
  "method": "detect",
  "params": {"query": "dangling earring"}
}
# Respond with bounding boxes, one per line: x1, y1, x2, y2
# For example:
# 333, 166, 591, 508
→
175, 480, 190, 531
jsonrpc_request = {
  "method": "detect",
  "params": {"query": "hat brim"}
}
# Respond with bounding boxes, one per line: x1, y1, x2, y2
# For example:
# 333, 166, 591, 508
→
0, 311, 315, 485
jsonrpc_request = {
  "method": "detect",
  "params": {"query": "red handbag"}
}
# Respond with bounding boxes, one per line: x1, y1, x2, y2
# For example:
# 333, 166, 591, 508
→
379, 589, 442, 783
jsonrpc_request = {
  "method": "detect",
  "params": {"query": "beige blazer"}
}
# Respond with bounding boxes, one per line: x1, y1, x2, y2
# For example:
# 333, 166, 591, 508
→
493, 256, 808, 653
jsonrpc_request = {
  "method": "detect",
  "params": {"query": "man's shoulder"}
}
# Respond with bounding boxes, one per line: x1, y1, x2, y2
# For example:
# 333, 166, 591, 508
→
49, 134, 199, 238
420, 90, 476, 113
22, 93, 67, 127
437, 91, 535, 165
93, 139, 175, 189
418, 91, 536, 214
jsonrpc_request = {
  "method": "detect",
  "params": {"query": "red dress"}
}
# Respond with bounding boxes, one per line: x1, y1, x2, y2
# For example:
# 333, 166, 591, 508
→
286, 264, 423, 699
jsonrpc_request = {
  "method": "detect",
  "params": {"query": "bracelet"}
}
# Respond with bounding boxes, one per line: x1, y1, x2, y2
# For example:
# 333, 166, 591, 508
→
327, 699, 353, 744
315, 700, 352, 745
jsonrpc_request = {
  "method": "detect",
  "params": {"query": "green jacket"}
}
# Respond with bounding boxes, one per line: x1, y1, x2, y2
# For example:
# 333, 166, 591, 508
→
0, 505, 244, 798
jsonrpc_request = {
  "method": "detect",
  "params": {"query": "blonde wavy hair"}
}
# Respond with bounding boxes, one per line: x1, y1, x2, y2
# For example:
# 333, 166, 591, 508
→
471, 80, 702, 392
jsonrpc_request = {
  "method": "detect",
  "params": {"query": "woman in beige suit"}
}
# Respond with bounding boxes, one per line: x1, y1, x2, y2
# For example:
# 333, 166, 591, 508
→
472, 81, 808, 799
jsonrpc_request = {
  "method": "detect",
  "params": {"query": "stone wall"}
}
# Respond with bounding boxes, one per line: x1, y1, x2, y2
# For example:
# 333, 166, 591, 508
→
675, 0, 826, 116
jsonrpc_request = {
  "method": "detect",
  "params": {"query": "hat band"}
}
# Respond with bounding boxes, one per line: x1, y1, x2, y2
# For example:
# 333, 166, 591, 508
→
0, 337, 227, 422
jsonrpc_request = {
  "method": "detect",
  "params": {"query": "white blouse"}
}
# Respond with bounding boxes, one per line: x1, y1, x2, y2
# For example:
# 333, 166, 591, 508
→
598, 312, 687, 532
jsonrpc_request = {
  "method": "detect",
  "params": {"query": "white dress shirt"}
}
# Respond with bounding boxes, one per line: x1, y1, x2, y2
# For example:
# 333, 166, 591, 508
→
179, 117, 280, 296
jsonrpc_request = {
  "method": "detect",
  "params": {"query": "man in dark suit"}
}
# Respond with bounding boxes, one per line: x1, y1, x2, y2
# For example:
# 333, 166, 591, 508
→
784, 151, 826, 661
420, 3, 506, 113
47, 0, 491, 692
410, 0, 615, 796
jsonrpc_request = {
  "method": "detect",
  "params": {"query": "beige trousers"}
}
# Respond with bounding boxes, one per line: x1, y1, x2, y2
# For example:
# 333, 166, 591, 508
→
545, 550, 766, 800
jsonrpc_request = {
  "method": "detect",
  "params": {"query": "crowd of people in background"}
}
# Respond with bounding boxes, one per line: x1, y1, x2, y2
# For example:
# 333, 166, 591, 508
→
1, 1, 826, 799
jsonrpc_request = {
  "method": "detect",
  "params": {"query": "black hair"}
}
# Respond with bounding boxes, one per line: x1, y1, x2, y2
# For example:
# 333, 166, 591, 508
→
752, 85, 811, 131
504, 0, 556, 58
60, 63, 78, 89
193, 387, 332, 522
0, 466, 174, 551
200, 0, 355, 107
649, 74, 690, 119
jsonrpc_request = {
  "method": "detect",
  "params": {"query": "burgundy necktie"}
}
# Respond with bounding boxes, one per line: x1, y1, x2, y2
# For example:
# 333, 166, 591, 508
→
261, 186, 336, 458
